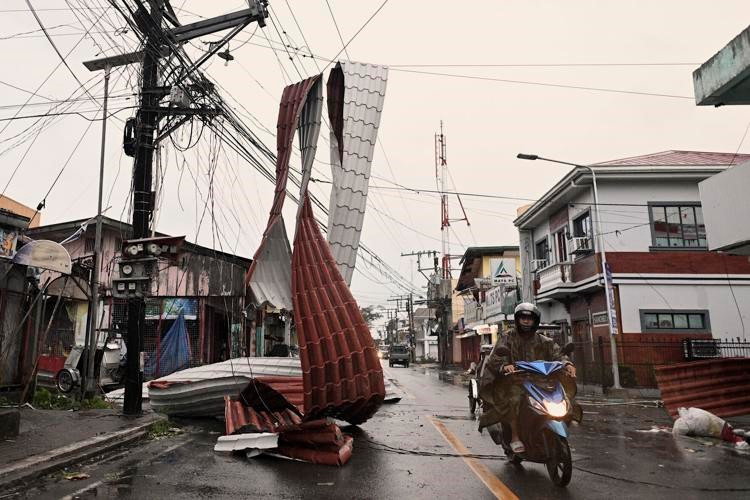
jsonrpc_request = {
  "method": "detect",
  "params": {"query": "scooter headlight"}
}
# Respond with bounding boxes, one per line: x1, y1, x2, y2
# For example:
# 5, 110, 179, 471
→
543, 400, 568, 418
528, 396, 546, 414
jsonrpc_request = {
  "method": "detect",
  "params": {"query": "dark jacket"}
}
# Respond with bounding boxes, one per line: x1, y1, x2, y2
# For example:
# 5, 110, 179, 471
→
478, 328, 572, 429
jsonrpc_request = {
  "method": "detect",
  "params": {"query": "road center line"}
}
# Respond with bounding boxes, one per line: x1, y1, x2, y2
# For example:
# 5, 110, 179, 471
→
429, 416, 518, 500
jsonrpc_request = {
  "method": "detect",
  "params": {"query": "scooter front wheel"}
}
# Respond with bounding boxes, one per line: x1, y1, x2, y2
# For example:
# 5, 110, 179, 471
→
546, 436, 572, 487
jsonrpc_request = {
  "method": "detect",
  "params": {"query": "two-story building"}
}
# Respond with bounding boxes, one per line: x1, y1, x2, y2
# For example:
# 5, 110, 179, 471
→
515, 151, 750, 386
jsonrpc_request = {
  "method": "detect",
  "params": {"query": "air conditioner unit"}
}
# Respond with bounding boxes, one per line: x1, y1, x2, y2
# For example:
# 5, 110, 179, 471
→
570, 237, 592, 255
530, 259, 548, 272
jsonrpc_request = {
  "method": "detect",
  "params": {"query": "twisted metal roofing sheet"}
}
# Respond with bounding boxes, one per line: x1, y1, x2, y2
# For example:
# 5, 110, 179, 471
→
326, 61, 388, 286
246, 75, 323, 310
292, 194, 385, 424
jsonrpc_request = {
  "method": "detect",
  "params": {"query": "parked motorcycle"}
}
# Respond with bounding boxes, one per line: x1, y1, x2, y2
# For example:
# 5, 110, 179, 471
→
485, 343, 579, 487
56, 335, 126, 394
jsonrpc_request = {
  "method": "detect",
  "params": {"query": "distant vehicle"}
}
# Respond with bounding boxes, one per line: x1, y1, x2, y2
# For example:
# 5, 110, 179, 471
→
388, 344, 410, 368
378, 346, 389, 360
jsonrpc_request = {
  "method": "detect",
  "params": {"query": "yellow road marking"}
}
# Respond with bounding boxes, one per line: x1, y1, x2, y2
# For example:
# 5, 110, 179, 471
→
429, 416, 518, 500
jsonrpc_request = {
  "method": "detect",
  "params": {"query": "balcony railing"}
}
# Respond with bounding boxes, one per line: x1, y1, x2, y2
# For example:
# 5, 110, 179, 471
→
536, 261, 573, 291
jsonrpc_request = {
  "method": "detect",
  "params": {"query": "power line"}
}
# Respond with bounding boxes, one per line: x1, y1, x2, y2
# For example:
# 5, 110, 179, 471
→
388, 68, 694, 100
388, 62, 702, 68
25, 0, 98, 101
323, 0, 351, 60
324, 0, 390, 70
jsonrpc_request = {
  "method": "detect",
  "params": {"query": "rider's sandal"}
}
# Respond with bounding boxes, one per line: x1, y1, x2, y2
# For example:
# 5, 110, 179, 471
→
510, 440, 525, 454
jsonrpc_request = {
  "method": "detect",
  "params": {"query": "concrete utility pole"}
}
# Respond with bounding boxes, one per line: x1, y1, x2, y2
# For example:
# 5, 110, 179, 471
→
123, 2, 162, 416
114, 0, 269, 415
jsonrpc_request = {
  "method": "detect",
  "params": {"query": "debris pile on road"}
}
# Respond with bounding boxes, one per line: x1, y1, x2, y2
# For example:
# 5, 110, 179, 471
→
217, 386, 354, 466
672, 407, 749, 448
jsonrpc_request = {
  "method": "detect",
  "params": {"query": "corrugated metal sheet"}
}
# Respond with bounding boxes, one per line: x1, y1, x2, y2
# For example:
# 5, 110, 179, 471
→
593, 150, 750, 167
275, 435, 354, 466
147, 357, 302, 416
655, 358, 750, 418
326, 61, 388, 286
295, 77, 323, 220
225, 396, 303, 434
246, 75, 323, 310
214, 433, 279, 452
292, 194, 385, 424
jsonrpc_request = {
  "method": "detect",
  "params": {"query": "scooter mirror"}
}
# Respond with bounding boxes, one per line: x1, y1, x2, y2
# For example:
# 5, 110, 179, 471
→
561, 342, 575, 355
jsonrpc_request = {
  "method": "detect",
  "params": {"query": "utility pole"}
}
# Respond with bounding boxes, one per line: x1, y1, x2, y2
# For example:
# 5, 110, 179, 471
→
401, 250, 438, 280
388, 294, 416, 362
114, 0, 269, 415
122, 1, 162, 416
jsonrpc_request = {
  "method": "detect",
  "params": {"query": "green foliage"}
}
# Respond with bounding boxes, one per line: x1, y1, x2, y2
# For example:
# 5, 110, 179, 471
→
148, 419, 182, 439
31, 389, 112, 410
360, 305, 383, 327
81, 396, 111, 410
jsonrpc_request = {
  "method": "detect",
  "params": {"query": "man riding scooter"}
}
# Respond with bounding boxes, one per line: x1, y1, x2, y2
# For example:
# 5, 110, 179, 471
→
478, 302, 576, 454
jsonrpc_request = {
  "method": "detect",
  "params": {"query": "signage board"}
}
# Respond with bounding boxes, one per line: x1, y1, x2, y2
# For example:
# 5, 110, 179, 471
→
604, 262, 619, 335
489, 257, 517, 286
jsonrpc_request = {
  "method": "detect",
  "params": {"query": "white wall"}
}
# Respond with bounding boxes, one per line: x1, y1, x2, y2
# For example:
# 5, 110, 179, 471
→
618, 283, 750, 340
596, 179, 701, 252
537, 300, 569, 325
699, 161, 750, 252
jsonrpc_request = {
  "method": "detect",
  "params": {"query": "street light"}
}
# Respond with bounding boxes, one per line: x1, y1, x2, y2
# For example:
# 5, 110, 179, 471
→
80, 52, 145, 398
516, 153, 622, 389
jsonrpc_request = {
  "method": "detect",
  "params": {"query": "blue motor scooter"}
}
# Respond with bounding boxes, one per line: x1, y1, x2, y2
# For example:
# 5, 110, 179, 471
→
489, 343, 579, 487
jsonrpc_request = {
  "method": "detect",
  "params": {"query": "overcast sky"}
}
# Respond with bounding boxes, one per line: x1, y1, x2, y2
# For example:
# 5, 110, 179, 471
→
1, 0, 749, 311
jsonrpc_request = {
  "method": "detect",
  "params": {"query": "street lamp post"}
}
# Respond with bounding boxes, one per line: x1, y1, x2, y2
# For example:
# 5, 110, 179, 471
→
517, 153, 622, 389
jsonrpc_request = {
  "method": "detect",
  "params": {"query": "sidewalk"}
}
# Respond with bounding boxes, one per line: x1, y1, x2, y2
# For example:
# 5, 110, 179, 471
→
0, 405, 162, 489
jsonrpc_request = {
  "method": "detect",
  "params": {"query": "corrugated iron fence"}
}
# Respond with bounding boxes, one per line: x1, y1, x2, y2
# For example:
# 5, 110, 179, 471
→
573, 337, 750, 389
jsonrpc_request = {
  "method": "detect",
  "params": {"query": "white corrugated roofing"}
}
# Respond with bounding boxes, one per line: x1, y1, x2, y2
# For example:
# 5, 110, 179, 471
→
249, 219, 293, 311
327, 61, 388, 285
296, 78, 323, 221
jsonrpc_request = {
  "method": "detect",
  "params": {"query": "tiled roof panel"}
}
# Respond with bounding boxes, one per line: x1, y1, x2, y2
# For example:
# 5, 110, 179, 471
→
326, 61, 388, 286
593, 150, 750, 166
292, 194, 385, 424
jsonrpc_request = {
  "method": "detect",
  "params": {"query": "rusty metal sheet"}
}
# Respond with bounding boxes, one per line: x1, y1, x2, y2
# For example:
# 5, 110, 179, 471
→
655, 358, 750, 418
292, 194, 385, 425
326, 62, 388, 285
246, 75, 323, 310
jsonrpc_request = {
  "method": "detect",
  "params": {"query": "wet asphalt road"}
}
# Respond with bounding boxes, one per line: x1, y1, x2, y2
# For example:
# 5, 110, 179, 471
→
16, 360, 750, 499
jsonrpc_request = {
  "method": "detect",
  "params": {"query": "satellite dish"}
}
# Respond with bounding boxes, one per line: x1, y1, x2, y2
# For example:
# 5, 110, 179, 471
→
13, 240, 72, 274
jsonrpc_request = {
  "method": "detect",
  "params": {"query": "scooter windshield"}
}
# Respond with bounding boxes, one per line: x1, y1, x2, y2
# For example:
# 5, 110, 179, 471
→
515, 360, 564, 376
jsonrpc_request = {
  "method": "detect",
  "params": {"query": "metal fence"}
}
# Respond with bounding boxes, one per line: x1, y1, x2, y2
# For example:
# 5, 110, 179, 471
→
572, 337, 750, 389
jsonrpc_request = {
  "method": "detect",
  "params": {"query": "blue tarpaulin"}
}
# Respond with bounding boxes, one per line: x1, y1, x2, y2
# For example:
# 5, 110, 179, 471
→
146, 311, 191, 378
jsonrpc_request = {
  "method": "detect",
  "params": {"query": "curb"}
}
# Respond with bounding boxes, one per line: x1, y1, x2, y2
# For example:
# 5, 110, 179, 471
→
0, 418, 164, 490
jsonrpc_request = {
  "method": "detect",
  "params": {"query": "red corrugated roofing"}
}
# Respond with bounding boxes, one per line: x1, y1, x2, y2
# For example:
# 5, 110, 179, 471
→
292, 194, 385, 424
654, 358, 750, 418
224, 396, 353, 465
244, 75, 323, 291
276, 435, 354, 466
225, 397, 302, 435
593, 150, 750, 167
